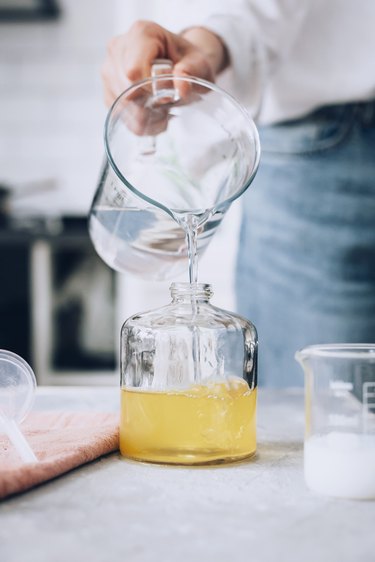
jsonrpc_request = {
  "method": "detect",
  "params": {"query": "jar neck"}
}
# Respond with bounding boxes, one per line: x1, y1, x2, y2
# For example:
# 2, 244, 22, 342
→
170, 282, 213, 303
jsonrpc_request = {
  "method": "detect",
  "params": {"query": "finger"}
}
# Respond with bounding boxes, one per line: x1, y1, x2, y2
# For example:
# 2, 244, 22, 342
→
102, 76, 122, 108
174, 51, 215, 82
122, 21, 166, 81
123, 99, 170, 137
103, 86, 116, 108
173, 54, 214, 99
101, 55, 129, 105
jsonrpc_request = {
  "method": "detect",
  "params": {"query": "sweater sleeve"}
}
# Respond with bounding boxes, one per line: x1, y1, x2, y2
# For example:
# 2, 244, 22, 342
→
200, 0, 311, 116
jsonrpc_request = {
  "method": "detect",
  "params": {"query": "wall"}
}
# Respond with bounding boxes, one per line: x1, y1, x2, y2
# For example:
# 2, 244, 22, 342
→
0, 0, 114, 215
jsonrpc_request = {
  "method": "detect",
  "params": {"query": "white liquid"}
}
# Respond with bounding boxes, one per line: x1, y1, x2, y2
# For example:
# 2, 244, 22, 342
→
304, 432, 375, 499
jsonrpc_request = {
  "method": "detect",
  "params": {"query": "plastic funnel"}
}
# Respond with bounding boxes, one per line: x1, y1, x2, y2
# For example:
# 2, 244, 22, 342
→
0, 350, 38, 463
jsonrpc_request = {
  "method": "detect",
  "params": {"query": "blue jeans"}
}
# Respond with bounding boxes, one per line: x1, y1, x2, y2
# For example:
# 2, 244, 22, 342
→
236, 102, 375, 387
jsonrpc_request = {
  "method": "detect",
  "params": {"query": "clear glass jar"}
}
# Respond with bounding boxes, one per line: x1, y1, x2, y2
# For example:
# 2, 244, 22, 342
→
120, 282, 258, 465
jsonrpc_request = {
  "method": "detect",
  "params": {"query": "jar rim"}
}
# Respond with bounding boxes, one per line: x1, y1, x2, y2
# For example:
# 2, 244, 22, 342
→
296, 343, 375, 360
170, 282, 213, 298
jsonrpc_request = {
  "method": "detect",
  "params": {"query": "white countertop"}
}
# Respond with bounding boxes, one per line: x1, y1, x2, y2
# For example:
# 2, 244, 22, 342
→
0, 387, 373, 562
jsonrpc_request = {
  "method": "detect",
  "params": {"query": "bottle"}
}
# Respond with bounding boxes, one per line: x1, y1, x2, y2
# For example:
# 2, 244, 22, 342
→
120, 282, 258, 465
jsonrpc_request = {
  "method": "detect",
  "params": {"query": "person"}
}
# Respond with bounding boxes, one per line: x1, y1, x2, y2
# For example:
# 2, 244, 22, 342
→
101, 1, 375, 387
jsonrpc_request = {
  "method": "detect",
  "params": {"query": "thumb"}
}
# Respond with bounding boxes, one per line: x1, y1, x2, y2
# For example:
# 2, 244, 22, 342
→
174, 52, 214, 81
173, 53, 215, 98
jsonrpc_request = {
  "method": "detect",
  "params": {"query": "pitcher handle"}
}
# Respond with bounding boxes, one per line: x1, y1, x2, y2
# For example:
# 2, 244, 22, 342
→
151, 59, 180, 104
140, 59, 180, 155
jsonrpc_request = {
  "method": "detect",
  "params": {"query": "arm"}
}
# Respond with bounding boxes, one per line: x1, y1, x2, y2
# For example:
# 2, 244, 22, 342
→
186, 0, 311, 112
101, 1, 310, 110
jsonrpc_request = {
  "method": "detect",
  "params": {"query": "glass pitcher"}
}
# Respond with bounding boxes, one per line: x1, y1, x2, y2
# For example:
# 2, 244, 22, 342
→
295, 344, 375, 499
89, 62, 260, 280
120, 282, 258, 465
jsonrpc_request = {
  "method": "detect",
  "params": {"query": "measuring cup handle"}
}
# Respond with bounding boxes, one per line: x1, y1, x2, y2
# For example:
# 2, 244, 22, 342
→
151, 59, 180, 103
151, 58, 173, 77
139, 60, 180, 156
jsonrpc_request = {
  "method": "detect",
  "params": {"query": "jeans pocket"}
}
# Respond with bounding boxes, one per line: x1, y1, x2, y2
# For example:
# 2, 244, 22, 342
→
260, 105, 355, 155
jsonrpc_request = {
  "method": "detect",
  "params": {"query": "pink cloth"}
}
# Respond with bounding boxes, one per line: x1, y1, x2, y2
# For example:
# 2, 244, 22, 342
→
0, 411, 119, 500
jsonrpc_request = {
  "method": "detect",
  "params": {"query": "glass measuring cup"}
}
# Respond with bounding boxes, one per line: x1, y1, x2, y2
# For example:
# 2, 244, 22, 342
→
89, 64, 260, 280
295, 344, 375, 499
0, 349, 38, 463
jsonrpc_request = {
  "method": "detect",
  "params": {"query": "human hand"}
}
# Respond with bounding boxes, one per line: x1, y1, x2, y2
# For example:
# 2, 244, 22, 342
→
101, 20, 228, 107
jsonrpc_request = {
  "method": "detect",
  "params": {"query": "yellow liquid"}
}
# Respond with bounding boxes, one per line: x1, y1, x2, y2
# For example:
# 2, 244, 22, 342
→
120, 377, 257, 465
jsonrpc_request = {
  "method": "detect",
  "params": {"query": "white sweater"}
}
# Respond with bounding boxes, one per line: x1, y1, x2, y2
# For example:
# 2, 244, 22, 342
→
200, 0, 375, 123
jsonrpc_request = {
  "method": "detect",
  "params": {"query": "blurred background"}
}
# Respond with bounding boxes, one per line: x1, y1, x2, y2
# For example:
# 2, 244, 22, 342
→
0, 0, 241, 385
